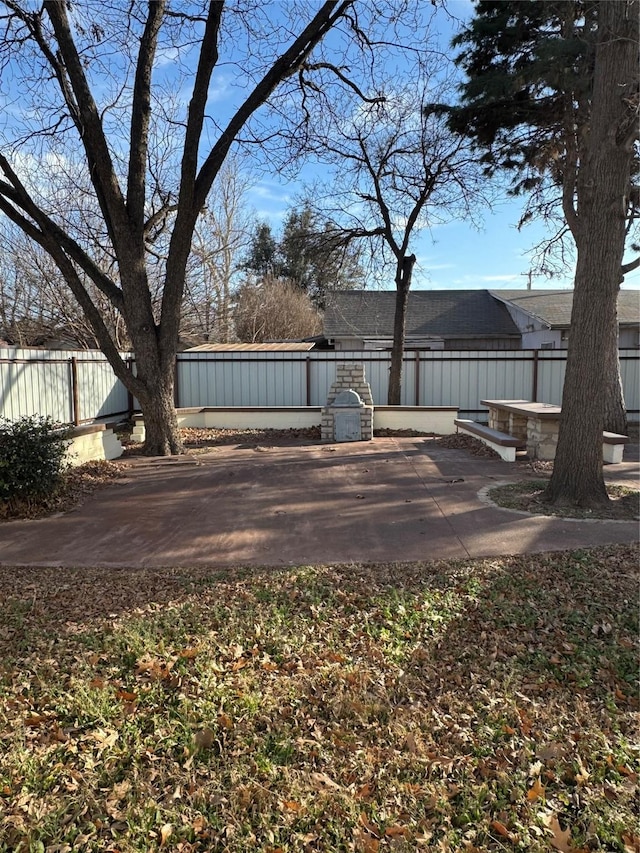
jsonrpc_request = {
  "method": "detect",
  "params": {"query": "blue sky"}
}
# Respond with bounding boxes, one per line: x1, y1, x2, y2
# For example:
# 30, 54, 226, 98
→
1, 1, 636, 295
242, 0, 639, 294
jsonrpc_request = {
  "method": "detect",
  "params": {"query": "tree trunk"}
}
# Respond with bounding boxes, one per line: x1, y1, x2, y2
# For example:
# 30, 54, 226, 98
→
387, 254, 416, 406
545, 258, 616, 506
546, 0, 637, 506
136, 376, 184, 456
129, 319, 184, 456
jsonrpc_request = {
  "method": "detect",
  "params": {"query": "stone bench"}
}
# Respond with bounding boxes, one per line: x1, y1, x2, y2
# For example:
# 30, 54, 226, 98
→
456, 419, 628, 464
602, 431, 628, 464
454, 418, 526, 462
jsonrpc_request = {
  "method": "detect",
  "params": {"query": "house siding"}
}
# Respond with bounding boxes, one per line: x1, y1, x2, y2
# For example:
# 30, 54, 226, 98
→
444, 338, 521, 350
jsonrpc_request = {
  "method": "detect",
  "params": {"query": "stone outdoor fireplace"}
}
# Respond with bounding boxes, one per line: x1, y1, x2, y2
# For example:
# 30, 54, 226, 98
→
321, 363, 374, 442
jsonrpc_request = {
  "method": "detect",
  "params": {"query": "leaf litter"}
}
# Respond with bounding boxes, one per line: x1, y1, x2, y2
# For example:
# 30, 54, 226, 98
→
0, 544, 638, 852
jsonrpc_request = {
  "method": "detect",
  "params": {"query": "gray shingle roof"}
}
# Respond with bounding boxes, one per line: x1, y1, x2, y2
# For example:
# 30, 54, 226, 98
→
491, 289, 640, 327
323, 290, 521, 339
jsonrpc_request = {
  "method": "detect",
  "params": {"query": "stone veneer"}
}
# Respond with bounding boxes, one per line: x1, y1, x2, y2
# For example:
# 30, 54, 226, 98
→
321, 363, 374, 442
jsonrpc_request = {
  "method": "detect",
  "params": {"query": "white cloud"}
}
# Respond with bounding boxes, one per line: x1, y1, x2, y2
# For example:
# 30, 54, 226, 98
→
452, 273, 521, 286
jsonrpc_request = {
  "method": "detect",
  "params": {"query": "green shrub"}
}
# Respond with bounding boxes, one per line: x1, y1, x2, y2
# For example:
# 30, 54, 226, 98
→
0, 415, 71, 504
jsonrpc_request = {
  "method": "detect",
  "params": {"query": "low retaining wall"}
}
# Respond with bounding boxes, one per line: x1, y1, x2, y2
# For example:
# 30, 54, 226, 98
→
374, 406, 458, 435
131, 406, 459, 443
65, 423, 124, 465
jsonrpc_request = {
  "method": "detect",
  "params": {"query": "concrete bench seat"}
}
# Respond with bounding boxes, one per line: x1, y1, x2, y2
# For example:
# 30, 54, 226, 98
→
454, 418, 525, 462
61, 422, 124, 465
602, 431, 628, 464
455, 419, 628, 465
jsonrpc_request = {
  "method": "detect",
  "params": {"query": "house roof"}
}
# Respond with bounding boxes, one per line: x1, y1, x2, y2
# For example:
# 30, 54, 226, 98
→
491, 289, 640, 328
323, 290, 521, 340
185, 342, 315, 352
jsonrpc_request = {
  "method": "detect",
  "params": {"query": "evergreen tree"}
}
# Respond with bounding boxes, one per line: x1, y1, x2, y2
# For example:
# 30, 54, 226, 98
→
245, 203, 364, 307
245, 222, 279, 278
450, 0, 639, 507
279, 205, 364, 306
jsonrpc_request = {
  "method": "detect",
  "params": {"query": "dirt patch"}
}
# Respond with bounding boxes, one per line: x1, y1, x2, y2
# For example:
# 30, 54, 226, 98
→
489, 479, 640, 520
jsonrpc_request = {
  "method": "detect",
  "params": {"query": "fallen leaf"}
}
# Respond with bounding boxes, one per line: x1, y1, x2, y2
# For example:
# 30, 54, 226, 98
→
115, 689, 137, 702
359, 813, 380, 838
191, 815, 206, 835
311, 772, 341, 792
517, 707, 533, 736
490, 820, 513, 841
24, 714, 47, 727
217, 713, 233, 730
355, 782, 375, 800
622, 832, 640, 853
385, 824, 408, 838
159, 823, 172, 846
526, 778, 545, 801
547, 816, 572, 852
194, 727, 215, 750
178, 646, 200, 659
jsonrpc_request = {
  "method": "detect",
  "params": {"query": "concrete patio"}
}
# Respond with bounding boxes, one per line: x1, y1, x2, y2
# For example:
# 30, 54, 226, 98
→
0, 436, 637, 569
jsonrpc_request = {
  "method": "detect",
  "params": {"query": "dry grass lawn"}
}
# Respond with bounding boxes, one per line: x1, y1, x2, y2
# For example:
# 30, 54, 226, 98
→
1, 544, 638, 852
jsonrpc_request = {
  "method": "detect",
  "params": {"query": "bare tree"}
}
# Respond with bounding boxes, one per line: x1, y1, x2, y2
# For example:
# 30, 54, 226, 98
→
234, 275, 322, 342
0, 1, 358, 454
182, 158, 254, 344
298, 74, 487, 403
0, 218, 129, 348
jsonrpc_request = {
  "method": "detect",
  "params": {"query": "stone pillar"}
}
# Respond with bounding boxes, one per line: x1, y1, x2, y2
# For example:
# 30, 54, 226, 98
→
321, 364, 374, 442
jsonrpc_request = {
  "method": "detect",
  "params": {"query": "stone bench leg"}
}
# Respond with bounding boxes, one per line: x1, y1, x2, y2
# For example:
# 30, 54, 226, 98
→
508, 413, 528, 441
603, 443, 624, 464
527, 417, 559, 460
488, 409, 509, 433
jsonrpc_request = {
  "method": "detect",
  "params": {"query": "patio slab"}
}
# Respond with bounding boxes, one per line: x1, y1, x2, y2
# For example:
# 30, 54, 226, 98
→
0, 437, 637, 569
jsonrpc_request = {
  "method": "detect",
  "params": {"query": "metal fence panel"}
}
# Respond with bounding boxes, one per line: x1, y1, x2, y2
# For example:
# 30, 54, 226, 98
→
1, 346, 639, 424
0, 348, 132, 424
537, 352, 566, 405
0, 349, 72, 423
418, 350, 535, 418
620, 350, 640, 415
177, 352, 308, 406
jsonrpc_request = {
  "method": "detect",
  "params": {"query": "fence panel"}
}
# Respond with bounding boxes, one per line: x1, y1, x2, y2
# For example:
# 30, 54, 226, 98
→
2, 346, 639, 424
419, 350, 535, 418
0, 349, 73, 423
0, 348, 131, 424
177, 352, 308, 407
536, 352, 566, 405
306, 352, 393, 405
620, 350, 640, 416
76, 358, 131, 421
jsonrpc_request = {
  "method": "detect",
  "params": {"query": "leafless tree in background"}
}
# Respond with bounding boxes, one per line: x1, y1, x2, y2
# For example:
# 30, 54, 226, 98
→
296, 71, 489, 404
234, 275, 322, 343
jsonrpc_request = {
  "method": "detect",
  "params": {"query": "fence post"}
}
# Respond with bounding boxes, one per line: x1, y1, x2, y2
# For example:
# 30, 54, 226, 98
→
414, 350, 420, 406
532, 350, 539, 402
70, 357, 80, 425
174, 356, 180, 408
126, 358, 134, 417
305, 356, 311, 406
